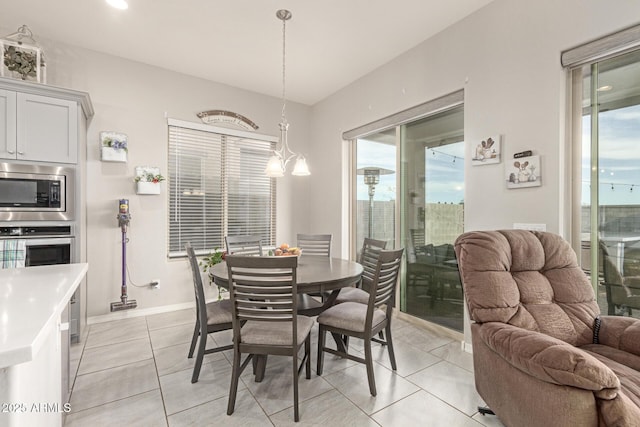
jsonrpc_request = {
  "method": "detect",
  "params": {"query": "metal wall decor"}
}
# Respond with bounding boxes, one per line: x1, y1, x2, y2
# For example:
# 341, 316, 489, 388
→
196, 110, 259, 130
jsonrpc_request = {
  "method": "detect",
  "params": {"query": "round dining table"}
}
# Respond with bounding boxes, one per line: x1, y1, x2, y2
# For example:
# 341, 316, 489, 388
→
210, 255, 363, 295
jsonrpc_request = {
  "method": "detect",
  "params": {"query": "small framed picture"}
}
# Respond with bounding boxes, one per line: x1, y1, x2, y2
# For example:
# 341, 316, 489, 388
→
100, 131, 128, 163
506, 155, 541, 189
472, 136, 500, 165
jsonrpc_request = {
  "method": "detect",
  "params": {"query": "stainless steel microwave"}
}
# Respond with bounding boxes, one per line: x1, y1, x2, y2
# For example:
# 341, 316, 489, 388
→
0, 163, 75, 221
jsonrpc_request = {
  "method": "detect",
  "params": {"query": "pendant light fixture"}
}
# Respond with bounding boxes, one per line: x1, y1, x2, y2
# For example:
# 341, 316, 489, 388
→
265, 9, 310, 177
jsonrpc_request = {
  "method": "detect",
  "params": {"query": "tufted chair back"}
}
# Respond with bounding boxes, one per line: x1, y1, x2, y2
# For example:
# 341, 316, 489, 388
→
454, 230, 600, 346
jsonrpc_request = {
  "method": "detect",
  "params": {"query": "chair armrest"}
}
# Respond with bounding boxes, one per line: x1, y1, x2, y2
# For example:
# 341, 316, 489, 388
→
598, 315, 640, 357
613, 275, 640, 293
478, 322, 619, 396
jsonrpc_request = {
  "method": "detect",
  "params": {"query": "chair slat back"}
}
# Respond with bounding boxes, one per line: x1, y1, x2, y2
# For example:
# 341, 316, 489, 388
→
225, 235, 263, 256
369, 249, 404, 310
297, 233, 332, 257
185, 242, 207, 326
226, 255, 298, 323
360, 238, 387, 288
410, 229, 425, 246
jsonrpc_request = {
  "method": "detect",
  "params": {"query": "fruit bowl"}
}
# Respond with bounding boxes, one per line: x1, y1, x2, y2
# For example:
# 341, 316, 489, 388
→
270, 244, 302, 257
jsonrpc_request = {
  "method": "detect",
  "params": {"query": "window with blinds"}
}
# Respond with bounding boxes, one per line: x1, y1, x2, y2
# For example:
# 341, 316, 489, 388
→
168, 121, 276, 257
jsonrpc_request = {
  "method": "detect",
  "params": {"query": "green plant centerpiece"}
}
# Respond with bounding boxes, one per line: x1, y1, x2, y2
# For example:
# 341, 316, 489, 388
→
199, 248, 227, 300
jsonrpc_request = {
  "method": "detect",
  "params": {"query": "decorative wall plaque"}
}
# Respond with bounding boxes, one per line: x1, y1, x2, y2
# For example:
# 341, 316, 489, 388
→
196, 110, 259, 130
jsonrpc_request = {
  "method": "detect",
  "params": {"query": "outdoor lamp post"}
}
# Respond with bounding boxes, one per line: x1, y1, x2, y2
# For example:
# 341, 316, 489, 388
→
357, 167, 394, 238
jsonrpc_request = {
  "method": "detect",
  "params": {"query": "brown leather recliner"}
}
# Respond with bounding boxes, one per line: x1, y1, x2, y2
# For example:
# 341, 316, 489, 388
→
454, 230, 640, 427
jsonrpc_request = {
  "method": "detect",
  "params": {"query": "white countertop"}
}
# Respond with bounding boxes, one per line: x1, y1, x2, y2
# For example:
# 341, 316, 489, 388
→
0, 263, 88, 368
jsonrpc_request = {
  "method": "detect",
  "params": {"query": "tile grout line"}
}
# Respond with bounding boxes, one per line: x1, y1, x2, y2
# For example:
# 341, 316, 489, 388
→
146, 315, 171, 427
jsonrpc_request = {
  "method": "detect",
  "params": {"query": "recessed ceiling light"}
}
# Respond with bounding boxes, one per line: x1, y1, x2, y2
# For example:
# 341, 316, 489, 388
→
106, 0, 128, 10
597, 85, 613, 92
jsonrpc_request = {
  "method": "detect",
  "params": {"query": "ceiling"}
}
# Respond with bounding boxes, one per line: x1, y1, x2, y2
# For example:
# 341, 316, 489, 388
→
0, 0, 494, 105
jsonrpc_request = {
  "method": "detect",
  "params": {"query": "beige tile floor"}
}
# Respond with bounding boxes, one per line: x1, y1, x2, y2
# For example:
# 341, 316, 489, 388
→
64, 309, 506, 427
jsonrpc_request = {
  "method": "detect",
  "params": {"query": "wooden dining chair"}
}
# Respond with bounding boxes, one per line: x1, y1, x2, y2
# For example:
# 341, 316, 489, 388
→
296, 233, 332, 256
184, 243, 233, 383
225, 235, 263, 256
316, 248, 404, 396
296, 233, 333, 305
335, 237, 387, 304
225, 254, 313, 422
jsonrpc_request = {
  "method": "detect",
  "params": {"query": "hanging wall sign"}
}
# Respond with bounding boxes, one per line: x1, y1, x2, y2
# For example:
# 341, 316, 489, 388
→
196, 110, 259, 130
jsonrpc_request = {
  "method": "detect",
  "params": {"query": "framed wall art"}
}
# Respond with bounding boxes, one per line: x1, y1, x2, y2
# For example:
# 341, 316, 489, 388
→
506, 155, 541, 189
472, 136, 500, 165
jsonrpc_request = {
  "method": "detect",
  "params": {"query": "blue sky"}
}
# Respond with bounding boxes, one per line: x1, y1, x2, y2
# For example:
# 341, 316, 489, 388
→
582, 104, 640, 206
356, 103, 639, 207
356, 139, 464, 203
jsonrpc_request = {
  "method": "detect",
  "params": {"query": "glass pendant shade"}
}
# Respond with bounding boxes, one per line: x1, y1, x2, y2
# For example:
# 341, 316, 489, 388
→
292, 156, 310, 176
265, 155, 285, 177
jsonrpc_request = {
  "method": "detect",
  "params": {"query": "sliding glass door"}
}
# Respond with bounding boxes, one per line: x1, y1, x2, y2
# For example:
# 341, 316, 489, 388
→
352, 103, 464, 332
400, 106, 464, 331
577, 49, 640, 319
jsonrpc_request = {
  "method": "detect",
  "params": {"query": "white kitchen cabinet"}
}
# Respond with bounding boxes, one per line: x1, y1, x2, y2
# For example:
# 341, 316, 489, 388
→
17, 93, 78, 164
0, 88, 17, 159
0, 78, 91, 164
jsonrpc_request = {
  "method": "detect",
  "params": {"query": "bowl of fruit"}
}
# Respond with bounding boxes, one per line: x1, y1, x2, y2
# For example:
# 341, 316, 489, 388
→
271, 243, 302, 257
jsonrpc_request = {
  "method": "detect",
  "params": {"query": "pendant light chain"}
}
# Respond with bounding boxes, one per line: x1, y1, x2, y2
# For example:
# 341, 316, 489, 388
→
281, 14, 287, 123
264, 9, 310, 177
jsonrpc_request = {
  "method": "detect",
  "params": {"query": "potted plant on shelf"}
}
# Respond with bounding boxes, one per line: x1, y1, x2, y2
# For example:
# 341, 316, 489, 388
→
199, 248, 227, 300
135, 171, 164, 195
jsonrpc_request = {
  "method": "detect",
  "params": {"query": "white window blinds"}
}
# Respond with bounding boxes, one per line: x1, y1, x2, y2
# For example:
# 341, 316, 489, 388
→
168, 121, 276, 257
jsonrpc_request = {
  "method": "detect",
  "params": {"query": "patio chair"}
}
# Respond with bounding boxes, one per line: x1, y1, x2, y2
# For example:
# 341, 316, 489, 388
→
600, 241, 640, 315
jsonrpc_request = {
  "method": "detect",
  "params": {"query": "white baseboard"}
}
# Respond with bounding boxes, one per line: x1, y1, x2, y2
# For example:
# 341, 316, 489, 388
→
88, 301, 196, 325
462, 341, 473, 354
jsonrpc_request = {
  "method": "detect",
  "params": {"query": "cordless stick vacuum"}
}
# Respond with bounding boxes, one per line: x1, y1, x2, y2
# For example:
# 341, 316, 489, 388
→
110, 199, 137, 311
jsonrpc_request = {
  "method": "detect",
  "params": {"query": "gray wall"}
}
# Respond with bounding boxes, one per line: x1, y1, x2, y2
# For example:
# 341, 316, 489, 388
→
0, 27, 313, 318
308, 0, 640, 341
4, 0, 640, 337
309, 0, 640, 252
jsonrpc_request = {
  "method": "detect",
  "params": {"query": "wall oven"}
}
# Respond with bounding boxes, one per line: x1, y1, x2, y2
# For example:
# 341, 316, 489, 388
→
0, 225, 78, 334
0, 163, 75, 222
0, 224, 79, 408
